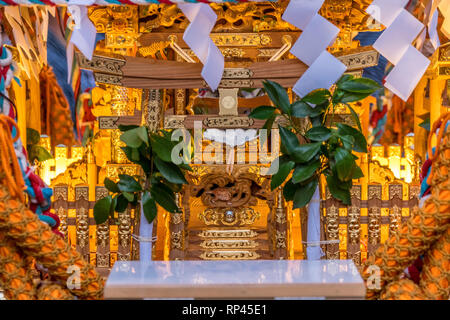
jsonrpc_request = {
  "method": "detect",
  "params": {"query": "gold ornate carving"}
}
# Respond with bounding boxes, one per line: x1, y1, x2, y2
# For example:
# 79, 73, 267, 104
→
221, 48, 245, 58
389, 206, 402, 234
326, 205, 339, 240
143, 89, 162, 132
94, 73, 123, 86
275, 231, 287, 248
171, 212, 183, 225
336, 48, 379, 71
106, 164, 139, 180
200, 250, 260, 260
77, 52, 125, 75
171, 231, 183, 249
98, 116, 120, 129
96, 254, 110, 268
198, 207, 260, 226
118, 211, 132, 248
191, 173, 269, 208
56, 207, 68, 238
202, 116, 255, 128
197, 229, 258, 238
200, 239, 258, 249
76, 207, 89, 249
164, 115, 186, 129
223, 68, 253, 79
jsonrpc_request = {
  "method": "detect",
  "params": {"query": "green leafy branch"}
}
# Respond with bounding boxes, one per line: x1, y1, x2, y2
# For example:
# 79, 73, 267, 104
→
26, 128, 53, 163
249, 75, 381, 208
93, 125, 191, 225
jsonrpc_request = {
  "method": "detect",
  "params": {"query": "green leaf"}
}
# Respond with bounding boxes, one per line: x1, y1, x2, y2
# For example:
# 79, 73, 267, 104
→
291, 101, 323, 118
104, 177, 120, 193
150, 134, 174, 162
30, 146, 53, 162
263, 80, 291, 114
335, 148, 356, 181
117, 174, 142, 193
270, 159, 295, 190
136, 126, 149, 146
336, 74, 354, 87
338, 78, 381, 94
340, 134, 355, 151
151, 184, 179, 213
279, 126, 300, 155
154, 157, 187, 185
326, 174, 351, 205
293, 178, 318, 209
249, 106, 277, 120
345, 104, 363, 132
292, 160, 321, 184
120, 128, 144, 148
122, 192, 135, 202
282, 179, 296, 201
142, 191, 157, 223
337, 123, 368, 153
291, 142, 322, 163
26, 128, 41, 145
351, 165, 365, 180
305, 126, 331, 142
118, 124, 139, 132
302, 89, 330, 105
94, 195, 112, 224
340, 91, 372, 103
115, 194, 129, 213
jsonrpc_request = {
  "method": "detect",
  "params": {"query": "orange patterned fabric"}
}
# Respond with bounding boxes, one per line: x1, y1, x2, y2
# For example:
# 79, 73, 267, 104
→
361, 113, 450, 300
39, 65, 75, 149
0, 115, 103, 300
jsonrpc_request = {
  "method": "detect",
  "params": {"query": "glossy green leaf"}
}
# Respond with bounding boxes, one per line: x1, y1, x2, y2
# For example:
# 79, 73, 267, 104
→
115, 194, 129, 213
326, 174, 351, 205
117, 174, 142, 193
154, 157, 187, 185
263, 80, 291, 114
26, 128, 41, 145
335, 148, 355, 181
279, 126, 300, 155
151, 184, 178, 213
292, 160, 320, 184
150, 134, 173, 162
293, 178, 318, 209
120, 128, 143, 148
345, 104, 363, 132
340, 134, 355, 151
94, 195, 112, 224
351, 165, 365, 180
104, 177, 120, 193
270, 159, 295, 190
291, 142, 322, 163
282, 179, 296, 201
302, 89, 330, 105
122, 192, 135, 202
336, 74, 354, 87
291, 101, 323, 118
118, 125, 139, 132
340, 91, 372, 103
29, 145, 53, 162
338, 78, 381, 94
337, 123, 368, 153
249, 106, 277, 120
142, 191, 157, 223
305, 126, 331, 141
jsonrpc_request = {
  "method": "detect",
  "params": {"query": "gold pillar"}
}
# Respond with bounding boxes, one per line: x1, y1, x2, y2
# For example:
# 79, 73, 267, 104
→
414, 77, 427, 160
429, 78, 444, 147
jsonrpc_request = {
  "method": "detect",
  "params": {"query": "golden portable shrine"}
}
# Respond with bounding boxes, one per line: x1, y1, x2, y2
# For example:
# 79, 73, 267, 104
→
0, 0, 448, 301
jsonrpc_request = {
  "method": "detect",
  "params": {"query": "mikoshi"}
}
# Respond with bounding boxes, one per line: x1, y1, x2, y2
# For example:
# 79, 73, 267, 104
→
0, 0, 448, 301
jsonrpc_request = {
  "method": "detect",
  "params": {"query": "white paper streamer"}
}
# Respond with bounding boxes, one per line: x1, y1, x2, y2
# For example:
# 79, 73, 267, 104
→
68, 5, 97, 60
306, 186, 324, 260
178, 3, 224, 91
367, 1, 433, 102
384, 45, 430, 101
282, 0, 346, 98
293, 51, 347, 98
139, 199, 153, 261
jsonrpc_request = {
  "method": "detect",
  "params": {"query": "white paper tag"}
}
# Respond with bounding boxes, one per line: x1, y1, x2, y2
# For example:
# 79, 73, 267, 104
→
384, 45, 430, 101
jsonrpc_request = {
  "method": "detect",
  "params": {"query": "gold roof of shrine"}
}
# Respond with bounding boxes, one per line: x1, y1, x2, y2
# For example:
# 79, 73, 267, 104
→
88, 0, 379, 35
